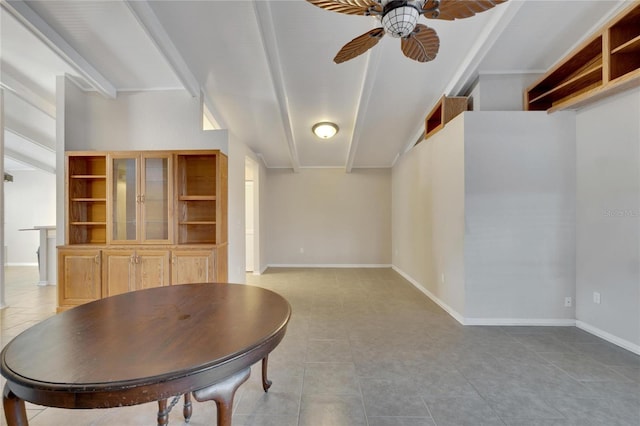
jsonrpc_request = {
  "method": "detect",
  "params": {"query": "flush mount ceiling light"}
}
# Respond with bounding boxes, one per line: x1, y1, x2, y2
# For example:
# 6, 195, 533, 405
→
312, 122, 339, 139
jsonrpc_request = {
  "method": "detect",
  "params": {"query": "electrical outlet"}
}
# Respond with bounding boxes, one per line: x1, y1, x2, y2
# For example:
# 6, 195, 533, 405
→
299, 247, 304, 254
593, 292, 601, 304
441, 273, 445, 284
564, 297, 572, 307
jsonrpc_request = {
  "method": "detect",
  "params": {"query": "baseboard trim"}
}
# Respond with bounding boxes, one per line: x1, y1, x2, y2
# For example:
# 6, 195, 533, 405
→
392, 266, 576, 328
268, 264, 392, 268
464, 318, 576, 326
392, 265, 466, 325
6, 263, 38, 267
391, 267, 640, 354
576, 320, 640, 356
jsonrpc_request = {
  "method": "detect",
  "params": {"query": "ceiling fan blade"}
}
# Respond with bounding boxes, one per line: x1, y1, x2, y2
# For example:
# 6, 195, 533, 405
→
334, 27, 385, 64
306, 0, 382, 16
401, 24, 440, 63
423, 0, 507, 20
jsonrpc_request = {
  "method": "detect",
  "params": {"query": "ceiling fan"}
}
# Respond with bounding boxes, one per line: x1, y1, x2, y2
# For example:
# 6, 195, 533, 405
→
306, 0, 507, 63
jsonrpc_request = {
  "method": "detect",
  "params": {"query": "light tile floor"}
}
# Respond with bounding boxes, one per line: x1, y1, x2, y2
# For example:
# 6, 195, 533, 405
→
2, 266, 640, 425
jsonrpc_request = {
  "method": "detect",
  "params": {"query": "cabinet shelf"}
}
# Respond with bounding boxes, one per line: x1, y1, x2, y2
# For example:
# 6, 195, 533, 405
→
528, 64, 603, 105
176, 152, 225, 245
526, 3, 640, 111
67, 153, 108, 244
611, 34, 640, 54
179, 195, 216, 201
71, 175, 107, 179
610, 14, 640, 82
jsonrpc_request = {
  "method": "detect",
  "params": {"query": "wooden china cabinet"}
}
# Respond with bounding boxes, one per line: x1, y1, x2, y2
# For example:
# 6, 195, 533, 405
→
57, 150, 228, 312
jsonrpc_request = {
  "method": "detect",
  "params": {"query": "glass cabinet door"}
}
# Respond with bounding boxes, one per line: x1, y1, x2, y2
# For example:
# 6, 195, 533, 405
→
111, 157, 139, 242
141, 155, 171, 242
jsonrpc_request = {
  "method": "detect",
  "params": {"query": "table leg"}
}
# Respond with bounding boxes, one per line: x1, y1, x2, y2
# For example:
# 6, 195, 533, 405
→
261, 356, 272, 392
3, 384, 28, 426
183, 393, 192, 422
192, 367, 251, 426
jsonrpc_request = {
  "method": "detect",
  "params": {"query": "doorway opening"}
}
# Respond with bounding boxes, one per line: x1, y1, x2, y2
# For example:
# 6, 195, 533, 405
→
245, 157, 260, 274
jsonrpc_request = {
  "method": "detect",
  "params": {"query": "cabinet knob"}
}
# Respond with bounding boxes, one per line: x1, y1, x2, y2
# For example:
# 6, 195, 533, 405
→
94, 255, 100, 264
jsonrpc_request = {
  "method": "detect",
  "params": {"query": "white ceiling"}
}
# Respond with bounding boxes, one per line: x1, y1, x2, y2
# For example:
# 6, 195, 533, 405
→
0, 0, 628, 172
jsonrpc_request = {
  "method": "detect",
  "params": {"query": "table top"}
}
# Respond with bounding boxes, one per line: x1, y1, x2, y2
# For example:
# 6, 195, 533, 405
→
1, 283, 291, 408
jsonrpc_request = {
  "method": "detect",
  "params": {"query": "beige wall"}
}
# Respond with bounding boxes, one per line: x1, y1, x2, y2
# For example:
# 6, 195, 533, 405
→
576, 88, 640, 350
392, 111, 577, 324
392, 117, 466, 319
266, 168, 391, 266
464, 111, 576, 322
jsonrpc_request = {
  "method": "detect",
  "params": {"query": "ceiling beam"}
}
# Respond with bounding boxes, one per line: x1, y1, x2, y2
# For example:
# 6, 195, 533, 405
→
0, 64, 56, 118
444, 1, 525, 97
401, 1, 524, 156
4, 147, 55, 174
3, 0, 117, 99
252, 0, 300, 173
124, 1, 227, 130
4, 122, 55, 152
124, 0, 198, 98
345, 48, 382, 173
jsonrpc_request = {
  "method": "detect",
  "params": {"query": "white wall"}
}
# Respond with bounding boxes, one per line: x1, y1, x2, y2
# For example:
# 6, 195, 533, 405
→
464, 112, 576, 322
576, 88, 640, 349
1, 89, 4, 308
392, 118, 466, 318
392, 111, 576, 324
468, 73, 540, 111
63, 88, 228, 152
227, 134, 265, 283
4, 170, 56, 265
258, 159, 268, 273
266, 168, 391, 266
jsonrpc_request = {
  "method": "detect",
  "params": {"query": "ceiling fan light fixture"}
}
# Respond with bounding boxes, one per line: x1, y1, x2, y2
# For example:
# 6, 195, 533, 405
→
312, 122, 339, 139
381, 1, 421, 38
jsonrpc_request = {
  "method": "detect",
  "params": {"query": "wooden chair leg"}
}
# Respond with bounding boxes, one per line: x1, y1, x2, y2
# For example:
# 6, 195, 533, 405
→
183, 392, 193, 422
3, 384, 28, 426
193, 367, 251, 426
157, 399, 169, 426
261, 356, 272, 392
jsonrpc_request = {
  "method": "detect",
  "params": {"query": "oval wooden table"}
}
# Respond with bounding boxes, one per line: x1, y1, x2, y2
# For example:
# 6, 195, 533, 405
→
1, 283, 291, 426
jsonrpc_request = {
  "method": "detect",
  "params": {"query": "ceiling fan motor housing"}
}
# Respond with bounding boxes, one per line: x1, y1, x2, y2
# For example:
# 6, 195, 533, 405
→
381, 0, 423, 38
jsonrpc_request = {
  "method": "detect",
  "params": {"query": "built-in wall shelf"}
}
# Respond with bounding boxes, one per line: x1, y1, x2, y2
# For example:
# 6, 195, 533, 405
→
420, 95, 468, 143
526, 2, 640, 112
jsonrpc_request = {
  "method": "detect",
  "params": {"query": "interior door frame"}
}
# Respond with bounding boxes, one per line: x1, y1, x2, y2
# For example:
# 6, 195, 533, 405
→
245, 156, 261, 274
1, 89, 6, 309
